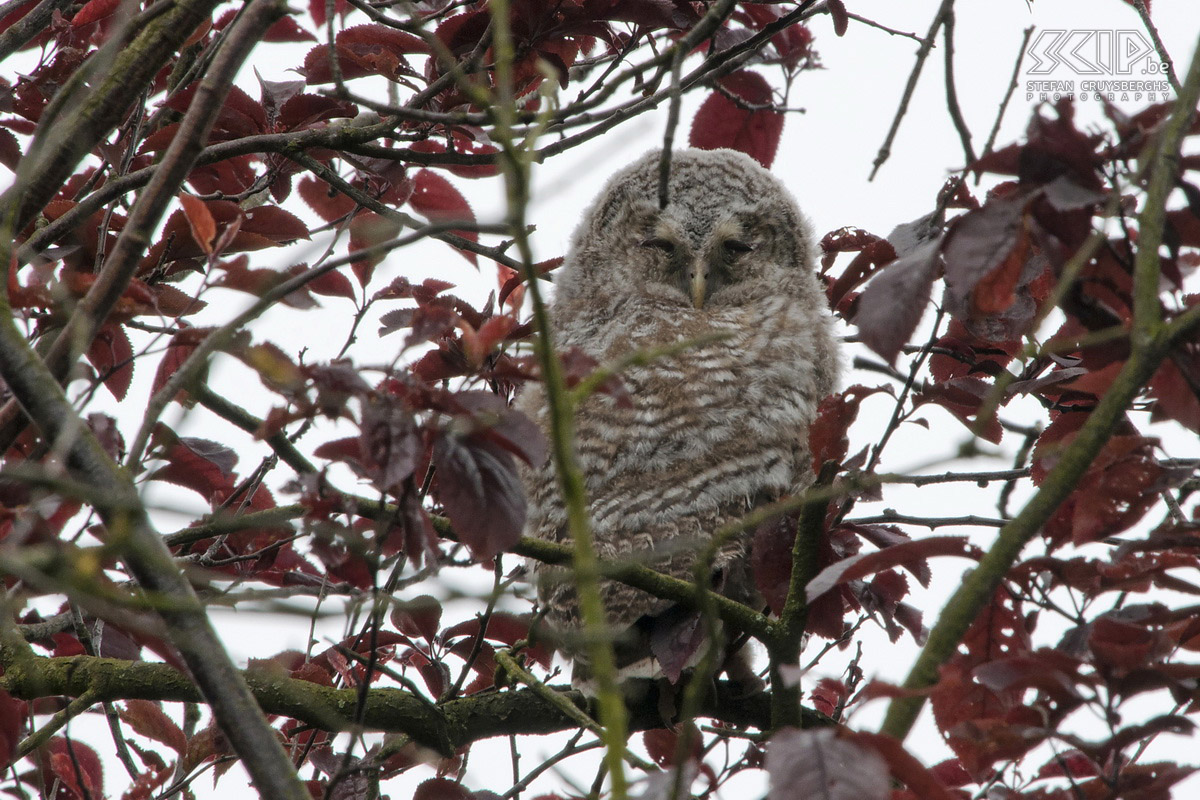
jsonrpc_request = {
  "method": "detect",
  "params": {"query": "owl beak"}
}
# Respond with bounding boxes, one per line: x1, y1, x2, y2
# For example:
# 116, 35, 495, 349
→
690, 266, 707, 309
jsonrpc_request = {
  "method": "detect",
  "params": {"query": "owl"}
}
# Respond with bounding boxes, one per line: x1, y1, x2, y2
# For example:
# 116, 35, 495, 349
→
520, 148, 838, 691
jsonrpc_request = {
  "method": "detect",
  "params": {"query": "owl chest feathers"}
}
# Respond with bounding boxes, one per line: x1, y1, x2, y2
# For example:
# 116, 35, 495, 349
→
561, 293, 824, 535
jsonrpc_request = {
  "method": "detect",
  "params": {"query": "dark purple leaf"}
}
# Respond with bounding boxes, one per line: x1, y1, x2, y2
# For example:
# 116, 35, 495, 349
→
767, 728, 889, 800
359, 399, 420, 490
432, 435, 525, 560
854, 238, 941, 364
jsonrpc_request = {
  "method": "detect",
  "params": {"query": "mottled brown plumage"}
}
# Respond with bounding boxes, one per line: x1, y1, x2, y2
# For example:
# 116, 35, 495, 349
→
520, 149, 838, 685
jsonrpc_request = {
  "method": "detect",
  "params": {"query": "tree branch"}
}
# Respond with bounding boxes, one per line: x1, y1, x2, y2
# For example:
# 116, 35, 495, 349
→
0, 0, 291, 457
0, 651, 829, 752
0, 0, 225, 238
869, 0, 954, 180
879, 35, 1200, 742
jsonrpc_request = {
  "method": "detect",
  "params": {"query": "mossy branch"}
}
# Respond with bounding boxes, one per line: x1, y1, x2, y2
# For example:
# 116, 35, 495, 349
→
769, 461, 838, 729
0, 650, 827, 754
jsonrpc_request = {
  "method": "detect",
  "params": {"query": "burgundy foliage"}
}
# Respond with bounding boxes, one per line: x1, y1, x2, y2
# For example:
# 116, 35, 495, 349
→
0, 1, 1198, 799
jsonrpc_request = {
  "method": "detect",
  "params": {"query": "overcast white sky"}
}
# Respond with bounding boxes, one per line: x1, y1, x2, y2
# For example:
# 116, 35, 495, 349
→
7, 0, 1200, 796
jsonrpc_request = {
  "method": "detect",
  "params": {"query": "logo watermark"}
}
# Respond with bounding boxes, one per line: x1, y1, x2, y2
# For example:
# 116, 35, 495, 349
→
1024, 30, 1172, 103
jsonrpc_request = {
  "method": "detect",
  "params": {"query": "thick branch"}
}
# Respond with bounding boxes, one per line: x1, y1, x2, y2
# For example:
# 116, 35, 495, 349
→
0, 651, 828, 753
0, 0, 75, 61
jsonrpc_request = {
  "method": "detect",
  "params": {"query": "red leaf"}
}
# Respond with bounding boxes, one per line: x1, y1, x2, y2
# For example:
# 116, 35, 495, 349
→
971, 649, 1083, 701
298, 175, 356, 223
277, 93, 357, 130
642, 724, 701, 767
806, 537, 977, 603
929, 319, 1021, 382
751, 514, 796, 615
300, 25, 429, 83
844, 731, 960, 800
434, 10, 491, 57
431, 434, 525, 560
165, 83, 266, 138
1030, 411, 1086, 483
86, 323, 133, 401
1036, 750, 1101, 779
0, 128, 21, 172
1149, 355, 1200, 433
314, 436, 365, 465
928, 759, 972, 788
942, 194, 1046, 341
72, 0, 119, 26
929, 588, 1036, 778
1088, 614, 1169, 673
149, 427, 238, 500
359, 398, 421, 490
767, 728, 890, 800
306, 0, 346, 27
808, 385, 888, 470
1034, 422, 1163, 547
152, 327, 211, 397
306, 267, 356, 300
263, 14, 316, 42
409, 137, 500, 179
39, 738, 103, 800
409, 169, 478, 266
842, 524, 931, 586
338, 23, 430, 54
141, 201, 308, 272
689, 70, 784, 168
0, 687, 25, 770
414, 778, 472, 800
118, 700, 187, 754
241, 204, 310, 243
913, 377, 1004, 444
454, 390, 547, 468
853, 239, 941, 364
391, 595, 442, 641
649, 609, 704, 683
824, 236, 897, 315
349, 211, 403, 287
179, 193, 217, 254
809, 678, 847, 717
440, 612, 552, 669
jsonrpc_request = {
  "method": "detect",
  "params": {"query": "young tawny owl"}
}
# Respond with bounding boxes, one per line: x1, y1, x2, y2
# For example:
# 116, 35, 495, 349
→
520, 148, 838, 690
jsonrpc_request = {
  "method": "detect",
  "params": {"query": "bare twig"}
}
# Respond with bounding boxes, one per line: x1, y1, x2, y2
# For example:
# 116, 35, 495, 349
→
976, 26, 1034, 180
1131, 0, 1180, 92
941, 9, 976, 167
869, 0, 955, 180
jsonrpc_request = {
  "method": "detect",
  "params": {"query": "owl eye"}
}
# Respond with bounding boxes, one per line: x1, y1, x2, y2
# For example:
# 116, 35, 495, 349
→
639, 237, 677, 255
722, 239, 754, 256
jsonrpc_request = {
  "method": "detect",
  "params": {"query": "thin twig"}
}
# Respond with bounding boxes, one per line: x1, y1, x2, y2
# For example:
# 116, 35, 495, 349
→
940, 9, 976, 167
1131, 0, 1179, 92
845, 12, 921, 42
976, 26, 1034, 183
869, 0, 955, 180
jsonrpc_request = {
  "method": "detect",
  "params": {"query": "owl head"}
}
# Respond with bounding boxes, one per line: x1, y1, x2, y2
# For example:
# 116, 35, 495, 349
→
554, 148, 820, 312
